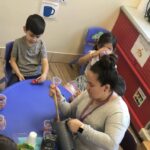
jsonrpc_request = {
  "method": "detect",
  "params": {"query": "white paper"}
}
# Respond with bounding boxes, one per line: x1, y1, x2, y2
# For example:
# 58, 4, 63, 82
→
131, 35, 150, 67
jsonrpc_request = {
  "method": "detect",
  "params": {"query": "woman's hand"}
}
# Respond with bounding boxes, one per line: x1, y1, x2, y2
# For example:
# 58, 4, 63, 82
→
67, 118, 84, 134
49, 84, 62, 100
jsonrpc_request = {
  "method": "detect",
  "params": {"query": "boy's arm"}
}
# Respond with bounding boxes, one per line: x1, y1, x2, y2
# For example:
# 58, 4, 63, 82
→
36, 58, 49, 83
41, 58, 49, 77
9, 57, 25, 80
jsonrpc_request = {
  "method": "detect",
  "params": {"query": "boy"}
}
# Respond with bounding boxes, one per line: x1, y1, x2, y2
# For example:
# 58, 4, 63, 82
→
8, 14, 49, 86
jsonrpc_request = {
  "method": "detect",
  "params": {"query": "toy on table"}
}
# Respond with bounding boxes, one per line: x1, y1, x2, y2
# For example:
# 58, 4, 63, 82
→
31, 79, 38, 84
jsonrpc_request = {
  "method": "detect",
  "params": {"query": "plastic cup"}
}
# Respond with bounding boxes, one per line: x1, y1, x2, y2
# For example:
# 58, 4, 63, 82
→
0, 114, 6, 130
52, 76, 62, 86
0, 94, 7, 110
26, 131, 37, 147
44, 120, 52, 131
43, 130, 57, 141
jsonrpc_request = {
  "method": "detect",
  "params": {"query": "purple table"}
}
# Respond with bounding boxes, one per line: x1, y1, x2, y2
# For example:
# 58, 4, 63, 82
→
0, 79, 71, 140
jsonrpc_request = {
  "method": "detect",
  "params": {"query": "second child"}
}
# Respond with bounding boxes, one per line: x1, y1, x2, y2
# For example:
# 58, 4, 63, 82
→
65, 32, 117, 99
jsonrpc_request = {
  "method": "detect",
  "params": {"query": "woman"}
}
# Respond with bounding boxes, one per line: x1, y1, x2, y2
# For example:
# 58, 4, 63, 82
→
51, 54, 130, 150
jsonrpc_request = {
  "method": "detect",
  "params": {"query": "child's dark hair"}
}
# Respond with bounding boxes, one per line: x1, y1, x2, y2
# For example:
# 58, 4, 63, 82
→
90, 54, 126, 96
25, 14, 45, 35
93, 32, 117, 51
0, 134, 18, 150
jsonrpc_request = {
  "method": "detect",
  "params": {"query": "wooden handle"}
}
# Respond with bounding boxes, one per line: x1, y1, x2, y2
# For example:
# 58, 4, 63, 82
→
53, 93, 60, 122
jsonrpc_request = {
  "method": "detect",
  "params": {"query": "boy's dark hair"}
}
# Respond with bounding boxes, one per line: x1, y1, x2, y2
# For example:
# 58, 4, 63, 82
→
0, 134, 18, 150
25, 14, 46, 35
93, 32, 117, 51
90, 54, 126, 96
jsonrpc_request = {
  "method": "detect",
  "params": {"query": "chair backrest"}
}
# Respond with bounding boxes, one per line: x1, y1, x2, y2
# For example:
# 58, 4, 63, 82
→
5, 41, 14, 85
120, 129, 137, 150
79, 27, 109, 75
85, 27, 109, 44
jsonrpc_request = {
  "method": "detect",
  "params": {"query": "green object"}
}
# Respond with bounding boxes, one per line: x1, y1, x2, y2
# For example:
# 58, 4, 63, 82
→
92, 32, 103, 40
18, 143, 34, 150
18, 137, 42, 150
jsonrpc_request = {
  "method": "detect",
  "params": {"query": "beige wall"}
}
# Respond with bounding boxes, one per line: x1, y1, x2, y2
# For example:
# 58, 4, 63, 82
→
0, 0, 140, 54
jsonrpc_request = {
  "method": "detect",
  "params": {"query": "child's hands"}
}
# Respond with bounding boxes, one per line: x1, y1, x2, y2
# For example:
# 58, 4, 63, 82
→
18, 73, 25, 81
98, 47, 113, 56
36, 73, 47, 83
92, 47, 112, 58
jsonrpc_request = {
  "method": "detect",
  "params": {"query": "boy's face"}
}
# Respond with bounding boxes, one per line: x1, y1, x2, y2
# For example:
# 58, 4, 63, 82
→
24, 27, 42, 45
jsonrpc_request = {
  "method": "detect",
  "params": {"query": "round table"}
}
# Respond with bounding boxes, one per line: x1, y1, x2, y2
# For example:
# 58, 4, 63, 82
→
0, 79, 71, 140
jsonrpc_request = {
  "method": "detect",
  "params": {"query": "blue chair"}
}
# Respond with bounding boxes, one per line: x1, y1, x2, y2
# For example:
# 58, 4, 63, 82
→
81, 27, 109, 74
83, 27, 109, 54
4, 41, 14, 86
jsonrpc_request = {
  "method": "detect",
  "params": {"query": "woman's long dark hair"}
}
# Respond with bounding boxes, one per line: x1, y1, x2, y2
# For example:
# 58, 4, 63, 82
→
90, 54, 126, 96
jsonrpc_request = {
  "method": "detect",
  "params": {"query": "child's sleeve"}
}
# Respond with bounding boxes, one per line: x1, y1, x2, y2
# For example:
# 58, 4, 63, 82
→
40, 41, 47, 58
11, 41, 18, 58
